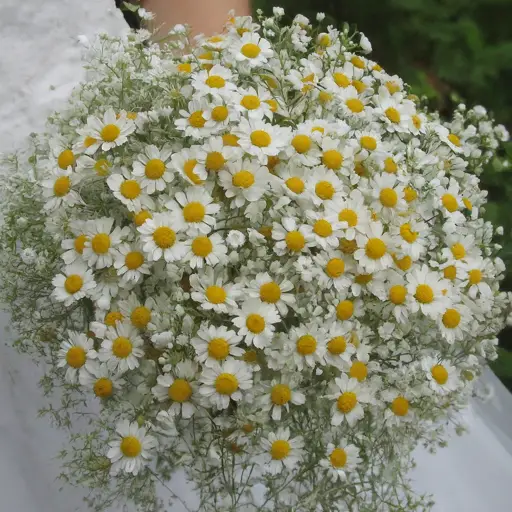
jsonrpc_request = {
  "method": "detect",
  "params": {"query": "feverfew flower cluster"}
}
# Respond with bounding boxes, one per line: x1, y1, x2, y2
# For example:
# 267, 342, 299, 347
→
1, 10, 510, 512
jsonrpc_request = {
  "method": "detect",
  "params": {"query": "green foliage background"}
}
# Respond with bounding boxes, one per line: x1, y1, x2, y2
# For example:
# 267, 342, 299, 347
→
255, 0, 512, 386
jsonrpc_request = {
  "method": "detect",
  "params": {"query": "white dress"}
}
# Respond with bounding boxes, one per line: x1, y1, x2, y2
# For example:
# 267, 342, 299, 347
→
1, 1, 511, 510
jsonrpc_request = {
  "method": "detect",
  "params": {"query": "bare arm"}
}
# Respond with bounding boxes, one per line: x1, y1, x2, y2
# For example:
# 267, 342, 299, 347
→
142, 0, 251, 37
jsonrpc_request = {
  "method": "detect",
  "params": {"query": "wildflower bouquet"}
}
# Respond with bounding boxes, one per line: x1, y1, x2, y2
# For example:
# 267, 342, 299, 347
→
0, 8, 510, 512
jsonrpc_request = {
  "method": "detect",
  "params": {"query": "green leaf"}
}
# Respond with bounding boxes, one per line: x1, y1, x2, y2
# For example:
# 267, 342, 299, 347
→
490, 348, 512, 379
122, 1, 140, 13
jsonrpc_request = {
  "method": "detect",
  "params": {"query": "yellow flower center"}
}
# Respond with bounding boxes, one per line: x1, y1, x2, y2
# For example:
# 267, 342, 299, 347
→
84, 136, 97, 147
400, 223, 418, 243
125, 251, 144, 270
178, 62, 192, 73
333, 72, 350, 87
337, 391, 357, 413
94, 158, 111, 176
285, 231, 305, 252
205, 151, 226, 171
243, 350, 258, 363
64, 274, 83, 294
145, 159, 166, 180
384, 157, 397, 174
271, 384, 291, 405
385, 107, 401, 123
391, 396, 409, 416
415, 284, 434, 304
241, 43, 261, 58
448, 133, 461, 147
183, 202, 206, 222
241, 95, 261, 110
53, 176, 71, 197
365, 238, 387, 259
389, 284, 407, 305
346, 98, 364, 113
153, 227, 176, 248
442, 194, 458, 212
205, 75, 226, 88
192, 236, 213, 257
442, 309, 461, 328
265, 99, 278, 112
168, 379, 193, 402
271, 439, 290, 460
215, 373, 239, 395
232, 170, 255, 188
412, 115, 422, 129
380, 188, 398, 207
120, 180, 141, 199
340, 238, 358, 254
58, 149, 75, 169
112, 336, 133, 358
451, 243, 465, 260
336, 300, 354, 320
328, 336, 346, 355
120, 436, 142, 458
350, 361, 368, 381
260, 282, 281, 303
394, 254, 412, 271
326, 258, 345, 278
74, 234, 87, 254
463, 197, 473, 210
352, 79, 366, 93
189, 110, 206, 128
330, 448, 347, 468
246, 313, 265, 333
315, 181, 335, 200
351, 56, 365, 68
443, 265, 457, 281
319, 91, 333, 103
360, 136, 376, 150
211, 106, 229, 122
105, 311, 123, 326
94, 378, 113, 398
291, 134, 312, 154
469, 269, 482, 285
208, 338, 230, 360
296, 334, 317, 355
134, 210, 152, 226
131, 306, 151, 328
385, 81, 400, 93
206, 285, 227, 304
183, 159, 203, 184
404, 187, 417, 202
338, 208, 358, 227
322, 150, 343, 170
101, 124, 121, 142
285, 177, 304, 194
355, 273, 372, 285
91, 233, 110, 254
431, 365, 448, 385
313, 219, 333, 238
250, 130, 271, 147
66, 346, 86, 368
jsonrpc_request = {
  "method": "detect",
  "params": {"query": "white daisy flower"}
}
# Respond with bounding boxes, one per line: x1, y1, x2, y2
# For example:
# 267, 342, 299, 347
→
278, 166, 310, 202
195, 136, 240, 174
328, 373, 372, 426
390, 217, 428, 260
218, 159, 270, 207
199, 360, 253, 410
260, 428, 304, 475
107, 419, 158, 475
284, 128, 322, 167
460, 257, 494, 298
166, 187, 220, 234
138, 213, 186, 263
60, 221, 88, 264
287, 324, 326, 370
319, 441, 361, 482
57, 331, 97, 383
190, 267, 241, 313
303, 212, 343, 249
382, 389, 415, 427
234, 86, 273, 120
235, 118, 291, 164
82, 108, 135, 152
82, 217, 129, 269
79, 361, 124, 398
325, 189, 371, 241
245, 272, 295, 315
272, 217, 311, 256
406, 265, 451, 318
232, 33, 273, 68
191, 64, 236, 98
52, 260, 96, 306
323, 323, 357, 370
367, 173, 407, 220
313, 251, 352, 293
306, 167, 346, 205
99, 322, 145, 373
107, 168, 155, 212
171, 147, 207, 186
113, 243, 151, 285
132, 145, 174, 194
42, 168, 81, 211
151, 360, 198, 418
118, 294, 155, 330
182, 233, 228, 269
175, 98, 213, 139
75, 154, 112, 179
257, 377, 306, 421
422, 356, 459, 394
232, 299, 280, 349
438, 303, 472, 344
354, 221, 394, 273
191, 323, 244, 367
382, 272, 410, 323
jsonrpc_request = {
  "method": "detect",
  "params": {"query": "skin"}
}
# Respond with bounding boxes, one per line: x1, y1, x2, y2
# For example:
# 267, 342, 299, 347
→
142, 0, 252, 38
